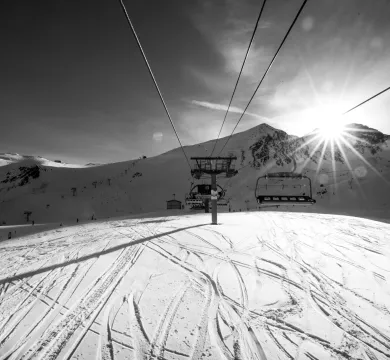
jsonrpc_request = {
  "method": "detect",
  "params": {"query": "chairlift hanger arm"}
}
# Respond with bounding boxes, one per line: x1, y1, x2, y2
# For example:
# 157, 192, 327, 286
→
190, 156, 238, 177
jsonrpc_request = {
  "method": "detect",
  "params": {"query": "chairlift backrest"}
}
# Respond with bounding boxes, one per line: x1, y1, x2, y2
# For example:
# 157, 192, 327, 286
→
255, 172, 315, 206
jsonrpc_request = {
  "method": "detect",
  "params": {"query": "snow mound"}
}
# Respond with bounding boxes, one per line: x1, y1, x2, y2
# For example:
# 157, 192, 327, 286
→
0, 211, 389, 359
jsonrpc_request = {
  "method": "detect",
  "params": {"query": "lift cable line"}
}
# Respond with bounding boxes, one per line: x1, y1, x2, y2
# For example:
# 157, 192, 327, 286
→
210, 0, 268, 156
218, 0, 309, 156
342, 85, 390, 115
118, 0, 192, 170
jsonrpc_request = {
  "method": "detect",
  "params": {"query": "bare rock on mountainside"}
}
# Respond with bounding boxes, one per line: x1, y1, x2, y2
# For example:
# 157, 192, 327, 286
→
1, 165, 40, 186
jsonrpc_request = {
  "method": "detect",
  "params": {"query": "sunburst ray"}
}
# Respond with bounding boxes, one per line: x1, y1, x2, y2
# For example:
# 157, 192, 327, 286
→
314, 138, 330, 185
334, 137, 366, 199
288, 132, 323, 160
330, 139, 338, 194
342, 132, 372, 146
299, 137, 325, 172
338, 136, 390, 186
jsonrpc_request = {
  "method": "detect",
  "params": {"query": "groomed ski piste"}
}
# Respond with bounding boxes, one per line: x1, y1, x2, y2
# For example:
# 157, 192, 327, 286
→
1, 211, 390, 360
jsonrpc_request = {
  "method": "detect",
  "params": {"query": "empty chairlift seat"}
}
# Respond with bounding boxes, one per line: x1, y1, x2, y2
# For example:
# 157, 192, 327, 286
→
255, 172, 316, 207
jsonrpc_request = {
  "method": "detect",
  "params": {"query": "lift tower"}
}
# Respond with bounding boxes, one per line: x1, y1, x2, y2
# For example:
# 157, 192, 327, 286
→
191, 157, 238, 225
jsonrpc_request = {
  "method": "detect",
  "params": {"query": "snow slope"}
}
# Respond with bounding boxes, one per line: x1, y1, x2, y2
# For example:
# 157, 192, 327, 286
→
0, 154, 87, 168
0, 211, 389, 359
1, 123, 390, 225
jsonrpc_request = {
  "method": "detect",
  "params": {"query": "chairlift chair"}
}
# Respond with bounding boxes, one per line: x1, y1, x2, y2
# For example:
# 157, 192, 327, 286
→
185, 183, 226, 210
255, 172, 316, 207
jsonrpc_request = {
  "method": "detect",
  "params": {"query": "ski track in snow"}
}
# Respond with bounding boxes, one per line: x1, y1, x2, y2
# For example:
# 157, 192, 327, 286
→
0, 212, 389, 359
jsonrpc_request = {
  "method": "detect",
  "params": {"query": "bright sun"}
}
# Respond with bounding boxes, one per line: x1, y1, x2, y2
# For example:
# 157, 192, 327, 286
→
305, 105, 347, 141
317, 119, 346, 140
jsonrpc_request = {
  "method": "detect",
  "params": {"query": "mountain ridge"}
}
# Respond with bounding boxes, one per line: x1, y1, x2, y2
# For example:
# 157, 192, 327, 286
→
1, 122, 390, 225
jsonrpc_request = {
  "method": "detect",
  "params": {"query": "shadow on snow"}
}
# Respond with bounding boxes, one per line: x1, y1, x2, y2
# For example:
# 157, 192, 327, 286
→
0, 223, 207, 285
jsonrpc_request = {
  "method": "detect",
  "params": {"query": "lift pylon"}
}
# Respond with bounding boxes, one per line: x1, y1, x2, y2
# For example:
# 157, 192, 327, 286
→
190, 157, 238, 224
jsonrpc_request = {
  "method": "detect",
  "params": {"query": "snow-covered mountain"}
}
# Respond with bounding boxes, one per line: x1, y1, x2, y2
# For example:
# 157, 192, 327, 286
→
1, 123, 390, 225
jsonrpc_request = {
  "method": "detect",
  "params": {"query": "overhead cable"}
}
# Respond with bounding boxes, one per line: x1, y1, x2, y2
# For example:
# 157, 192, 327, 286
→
210, 0, 268, 156
343, 85, 390, 115
218, 0, 309, 156
118, 0, 192, 170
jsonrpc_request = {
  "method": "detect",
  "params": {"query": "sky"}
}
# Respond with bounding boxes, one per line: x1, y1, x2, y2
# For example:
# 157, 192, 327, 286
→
1, 0, 390, 164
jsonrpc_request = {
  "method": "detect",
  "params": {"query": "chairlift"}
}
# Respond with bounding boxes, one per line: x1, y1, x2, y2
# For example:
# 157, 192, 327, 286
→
255, 172, 316, 207
185, 183, 226, 210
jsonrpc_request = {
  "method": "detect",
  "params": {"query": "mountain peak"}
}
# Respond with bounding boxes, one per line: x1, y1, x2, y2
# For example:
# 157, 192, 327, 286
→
344, 123, 390, 144
345, 123, 383, 133
248, 122, 283, 136
257, 123, 277, 131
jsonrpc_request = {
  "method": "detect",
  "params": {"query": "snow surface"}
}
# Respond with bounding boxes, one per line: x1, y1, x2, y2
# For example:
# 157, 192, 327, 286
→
0, 211, 389, 359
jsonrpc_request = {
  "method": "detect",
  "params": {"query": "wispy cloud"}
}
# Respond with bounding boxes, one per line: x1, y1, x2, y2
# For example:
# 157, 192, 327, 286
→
191, 1, 273, 81
190, 100, 269, 120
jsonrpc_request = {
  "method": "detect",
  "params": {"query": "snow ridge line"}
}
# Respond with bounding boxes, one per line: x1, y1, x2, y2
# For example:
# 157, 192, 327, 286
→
218, 291, 258, 360
0, 270, 61, 360
0, 250, 59, 304
20, 244, 143, 360
231, 264, 248, 319
28, 238, 120, 341
297, 259, 390, 354
213, 260, 273, 360
209, 306, 233, 360
326, 302, 390, 355
0, 231, 112, 287
61, 245, 144, 360
208, 265, 233, 360
0, 272, 52, 343
262, 226, 390, 356
61, 271, 130, 360
0, 264, 62, 345
148, 282, 190, 359
65, 234, 116, 302
0, 222, 142, 287
203, 228, 233, 249
257, 271, 389, 359
100, 296, 117, 360
0, 264, 81, 359
0, 243, 43, 297
144, 232, 226, 359
265, 326, 294, 360
193, 228, 250, 324
129, 292, 150, 359
189, 279, 212, 360
247, 326, 267, 360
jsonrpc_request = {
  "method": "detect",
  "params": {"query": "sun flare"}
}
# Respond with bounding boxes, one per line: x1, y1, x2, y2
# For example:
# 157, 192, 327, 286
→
305, 105, 347, 141
317, 120, 346, 141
